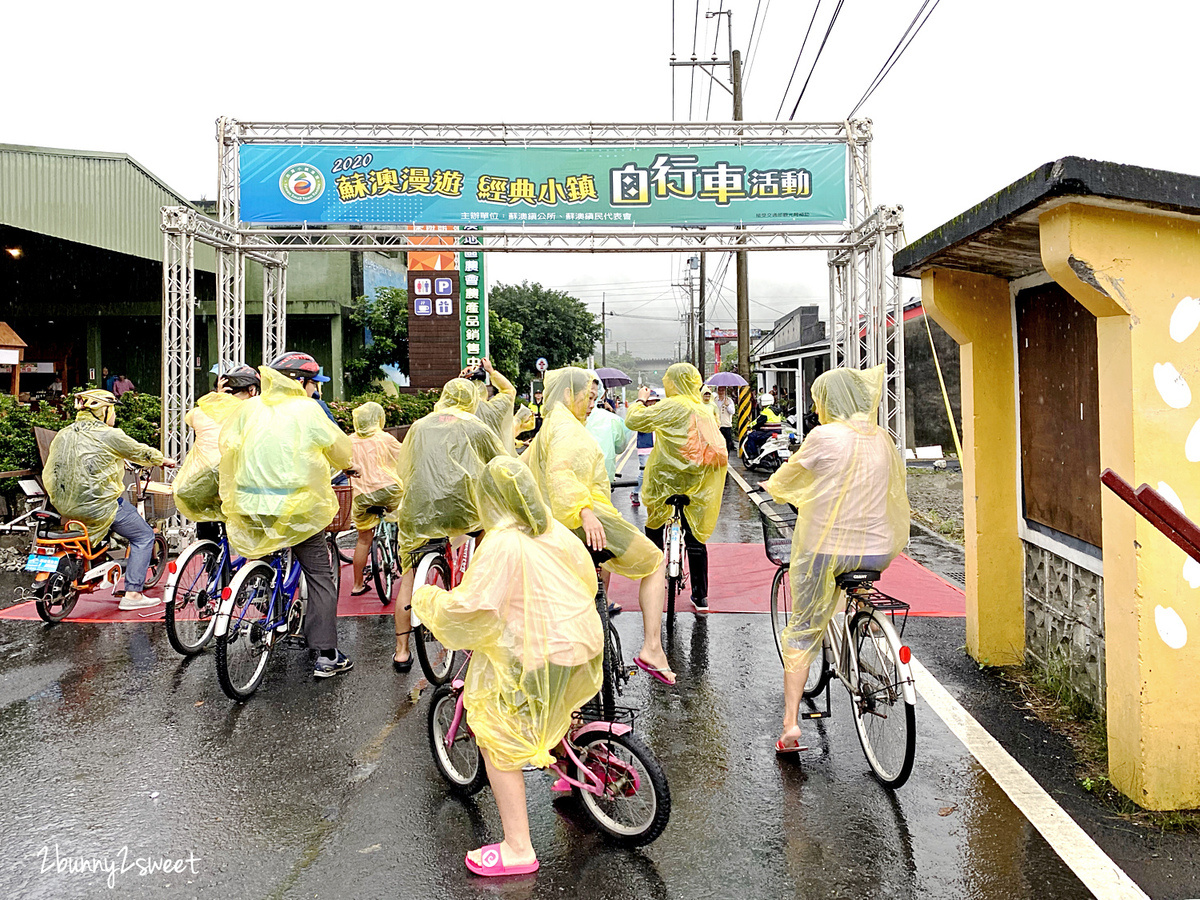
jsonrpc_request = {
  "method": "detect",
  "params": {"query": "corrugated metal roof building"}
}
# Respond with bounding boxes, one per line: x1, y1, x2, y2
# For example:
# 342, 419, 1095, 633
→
0, 143, 405, 399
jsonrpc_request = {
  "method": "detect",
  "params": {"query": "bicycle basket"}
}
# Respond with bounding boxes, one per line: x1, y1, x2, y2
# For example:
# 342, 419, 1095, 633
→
758, 505, 796, 568
143, 483, 176, 522
327, 484, 353, 532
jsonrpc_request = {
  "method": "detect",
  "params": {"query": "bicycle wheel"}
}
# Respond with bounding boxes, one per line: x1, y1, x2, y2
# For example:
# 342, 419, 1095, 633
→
849, 610, 916, 788
427, 684, 487, 796
803, 634, 832, 699
215, 563, 276, 702
371, 526, 397, 605
325, 534, 342, 598
334, 529, 356, 564
595, 585, 617, 717
414, 555, 455, 684
33, 575, 79, 624
572, 730, 671, 847
144, 533, 170, 588
165, 541, 221, 656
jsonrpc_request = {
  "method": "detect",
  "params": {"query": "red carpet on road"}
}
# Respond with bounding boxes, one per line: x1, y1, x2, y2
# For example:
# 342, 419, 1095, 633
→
606, 543, 965, 617
0, 543, 964, 624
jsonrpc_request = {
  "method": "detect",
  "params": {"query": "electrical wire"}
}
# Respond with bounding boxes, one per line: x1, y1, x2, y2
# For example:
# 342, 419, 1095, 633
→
775, 0, 823, 120
847, 0, 942, 119
741, 0, 771, 96
704, 0, 725, 120
789, 0, 846, 120
688, 0, 701, 120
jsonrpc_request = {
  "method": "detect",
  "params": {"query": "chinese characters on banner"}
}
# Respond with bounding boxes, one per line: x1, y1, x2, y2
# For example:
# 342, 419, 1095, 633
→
459, 226, 486, 368
238, 144, 848, 226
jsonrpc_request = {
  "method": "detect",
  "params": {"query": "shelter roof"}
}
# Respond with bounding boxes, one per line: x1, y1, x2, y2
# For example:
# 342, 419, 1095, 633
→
0, 322, 27, 349
894, 157, 1200, 281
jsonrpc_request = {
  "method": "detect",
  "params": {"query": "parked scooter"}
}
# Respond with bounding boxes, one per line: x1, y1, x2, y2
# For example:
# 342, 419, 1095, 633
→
738, 425, 794, 472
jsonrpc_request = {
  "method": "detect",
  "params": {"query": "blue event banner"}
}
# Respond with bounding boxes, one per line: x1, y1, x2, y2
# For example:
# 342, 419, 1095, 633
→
238, 143, 847, 226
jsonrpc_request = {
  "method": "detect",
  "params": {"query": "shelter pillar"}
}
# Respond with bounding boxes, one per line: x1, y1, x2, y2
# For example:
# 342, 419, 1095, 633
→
329, 312, 344, 401
1041, 202, 1200, 809
86, 321, 102, 387
920, 267, 1024, 665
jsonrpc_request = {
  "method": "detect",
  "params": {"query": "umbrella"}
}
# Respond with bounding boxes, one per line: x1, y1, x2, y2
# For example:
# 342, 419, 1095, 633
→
705, 372, 749, 387
595, 367, 632, 387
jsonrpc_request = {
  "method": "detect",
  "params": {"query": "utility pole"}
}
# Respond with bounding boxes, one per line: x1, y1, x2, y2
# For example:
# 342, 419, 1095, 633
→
732, 47, 750, 385
698, 252, 707, 376
601, 292, 606, 367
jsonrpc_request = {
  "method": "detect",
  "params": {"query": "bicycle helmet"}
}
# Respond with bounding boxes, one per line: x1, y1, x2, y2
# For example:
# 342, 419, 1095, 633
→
75, 389, 118, 412
222, 364, 261, 391
268, 351, 321, 382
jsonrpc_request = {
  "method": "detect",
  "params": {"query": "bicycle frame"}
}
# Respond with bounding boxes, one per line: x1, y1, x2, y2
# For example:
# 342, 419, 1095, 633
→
213, 549, 303, 639
27, 516, 123, 593
166, 533, 245, 605
410, 535, 475, 628
821, 591, 917, 708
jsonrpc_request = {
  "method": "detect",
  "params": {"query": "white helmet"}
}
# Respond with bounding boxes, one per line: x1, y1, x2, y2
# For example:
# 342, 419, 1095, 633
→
758, 392, 774, 407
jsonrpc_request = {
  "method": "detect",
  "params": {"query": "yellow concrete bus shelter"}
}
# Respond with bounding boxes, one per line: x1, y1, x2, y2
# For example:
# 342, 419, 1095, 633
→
895, 158, 1200, 810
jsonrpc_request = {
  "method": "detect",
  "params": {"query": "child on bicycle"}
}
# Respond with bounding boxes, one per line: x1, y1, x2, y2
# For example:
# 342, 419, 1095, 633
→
411, 456, 603, 877
391, 378, 505, 671
625, 362, 728, 610
763, 365, 909, 754
522, 366, 672, 684
347, 401, 404, 596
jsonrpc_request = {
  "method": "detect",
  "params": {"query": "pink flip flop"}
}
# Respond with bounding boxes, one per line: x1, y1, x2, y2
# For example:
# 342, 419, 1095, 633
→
550, 776, 571, 793
775, 738, 808, 755
634, 657, 677, 685
465, 844, 539, 877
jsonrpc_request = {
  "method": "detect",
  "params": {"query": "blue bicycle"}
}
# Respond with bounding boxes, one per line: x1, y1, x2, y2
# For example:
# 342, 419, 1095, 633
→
214, 547, 308, 701
163, 524, 245, 657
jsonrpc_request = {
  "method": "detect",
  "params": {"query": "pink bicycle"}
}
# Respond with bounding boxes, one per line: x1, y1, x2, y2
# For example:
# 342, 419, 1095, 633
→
427, 655, 671, 847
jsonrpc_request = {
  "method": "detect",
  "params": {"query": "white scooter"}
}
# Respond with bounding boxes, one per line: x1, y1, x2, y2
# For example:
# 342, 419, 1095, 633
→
738, 426, 796, 472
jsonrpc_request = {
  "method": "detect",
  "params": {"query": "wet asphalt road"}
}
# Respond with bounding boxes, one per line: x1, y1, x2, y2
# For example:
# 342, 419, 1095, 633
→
0, 459, 1099, 899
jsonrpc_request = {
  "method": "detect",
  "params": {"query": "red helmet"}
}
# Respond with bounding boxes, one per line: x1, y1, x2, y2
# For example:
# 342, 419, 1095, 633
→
268, 351, 320, 381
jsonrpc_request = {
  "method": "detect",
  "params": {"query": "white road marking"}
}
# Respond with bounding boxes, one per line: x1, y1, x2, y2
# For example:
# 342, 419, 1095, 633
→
909, 658, 1150, 900
727, 463, 1149, 899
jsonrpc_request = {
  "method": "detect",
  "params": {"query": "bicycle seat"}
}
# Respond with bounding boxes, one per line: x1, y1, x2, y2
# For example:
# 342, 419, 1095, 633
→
42, 528, 88, 542
666, 494, 691, 509
836, 570, 881, 589
590, 547, 615, 567
366, 505, 387, 515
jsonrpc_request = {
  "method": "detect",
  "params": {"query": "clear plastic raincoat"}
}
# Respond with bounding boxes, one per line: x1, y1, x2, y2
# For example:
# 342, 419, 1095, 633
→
473, 370, 518, 456
625, 362, 729, 541
219, 366, 353, 559
349, 402, 403, 531
411, 457, 603, 770
173, 391, 243, 523
585, 399, 634, 483
394, 379, 505, 565
523, 367, 662, 579
44, 413, 165, 540
763, 365, 909, 672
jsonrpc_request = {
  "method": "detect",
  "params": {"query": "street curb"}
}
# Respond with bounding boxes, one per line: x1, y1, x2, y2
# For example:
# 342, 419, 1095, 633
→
909, 518, 966, 560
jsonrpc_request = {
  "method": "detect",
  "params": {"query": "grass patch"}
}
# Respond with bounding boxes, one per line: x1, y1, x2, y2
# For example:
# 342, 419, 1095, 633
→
998, 656, 1200, 832
911, 507, 965, 545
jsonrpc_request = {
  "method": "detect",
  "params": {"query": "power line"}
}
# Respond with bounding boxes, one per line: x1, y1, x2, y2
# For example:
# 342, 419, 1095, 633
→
688, 0, 701, 119
789, 0, 847, 120
704, 0, 725, 120
741, 0, 771, 95
847, 0, 942, 118
775, 0, 823, 120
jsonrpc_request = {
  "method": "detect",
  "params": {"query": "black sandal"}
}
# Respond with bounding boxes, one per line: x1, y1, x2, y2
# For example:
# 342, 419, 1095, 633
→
350, 585, 370, 596
392, 654, 413, 673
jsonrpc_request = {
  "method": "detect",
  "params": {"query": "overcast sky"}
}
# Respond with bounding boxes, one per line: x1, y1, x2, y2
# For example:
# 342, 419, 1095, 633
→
5, 1, 1196, 358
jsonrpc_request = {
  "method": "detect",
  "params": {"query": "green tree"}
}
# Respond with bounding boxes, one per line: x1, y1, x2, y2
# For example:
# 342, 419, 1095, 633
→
487, 309, 524, 383
489, 281, 602, 385
345, 286, 408, 393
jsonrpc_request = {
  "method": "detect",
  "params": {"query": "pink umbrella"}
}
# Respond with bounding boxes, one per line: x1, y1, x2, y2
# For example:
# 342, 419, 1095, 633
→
704, 372, 749, 387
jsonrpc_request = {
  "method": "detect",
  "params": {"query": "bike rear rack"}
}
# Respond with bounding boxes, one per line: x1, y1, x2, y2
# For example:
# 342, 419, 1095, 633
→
849, 587, 910, 637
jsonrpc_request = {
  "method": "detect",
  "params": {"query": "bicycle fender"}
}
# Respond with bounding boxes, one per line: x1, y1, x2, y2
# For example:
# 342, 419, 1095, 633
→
870, 612, 918, 707
410, 553, 436, 627
573, 721, 633, 740
162, 540, 219, 606
213, 559, 274, 638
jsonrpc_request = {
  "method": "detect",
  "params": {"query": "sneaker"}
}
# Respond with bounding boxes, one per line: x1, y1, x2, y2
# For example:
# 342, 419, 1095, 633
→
692, 595, 709, 610
314, 649, 354, 679
630, 493, 640, 507
118, 592, 161, 611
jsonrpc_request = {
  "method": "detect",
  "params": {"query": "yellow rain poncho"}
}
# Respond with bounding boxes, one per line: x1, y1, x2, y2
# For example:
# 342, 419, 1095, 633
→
763, 365, 909, 672
411, 457, 603, 770
219, 366, 353, 559
173, 391, 243, 523
472, 370, 518, 456
349, 401, 403, 531
44, 413, 165, 540
625, 362, 729, 541
394, 379, 505, 565
523, 367, 662, 579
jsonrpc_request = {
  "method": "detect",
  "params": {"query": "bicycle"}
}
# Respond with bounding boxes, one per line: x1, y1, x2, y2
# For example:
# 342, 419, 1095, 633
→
162, 523, 244, 656
213, 547, 309, 701
427, 653, 671, 847
757, 494, 917, 789
589, 548, 633, 718
409, 534, 477, 685
661, 494, 691, 631
366, 510, 399, 604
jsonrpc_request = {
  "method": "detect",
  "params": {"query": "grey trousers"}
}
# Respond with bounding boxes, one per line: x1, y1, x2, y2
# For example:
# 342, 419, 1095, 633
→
111, 498, 155, 593
292, 532, 338, 652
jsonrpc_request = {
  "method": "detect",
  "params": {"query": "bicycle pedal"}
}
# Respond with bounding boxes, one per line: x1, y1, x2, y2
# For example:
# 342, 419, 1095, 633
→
800, 710, 830, 720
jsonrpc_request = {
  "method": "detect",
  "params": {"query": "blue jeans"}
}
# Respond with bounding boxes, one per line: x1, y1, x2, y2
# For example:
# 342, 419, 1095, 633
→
112, 498, 155, 592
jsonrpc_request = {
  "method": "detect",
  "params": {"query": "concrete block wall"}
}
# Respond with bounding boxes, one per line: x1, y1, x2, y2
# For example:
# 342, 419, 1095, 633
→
1023, 542, 1106, 711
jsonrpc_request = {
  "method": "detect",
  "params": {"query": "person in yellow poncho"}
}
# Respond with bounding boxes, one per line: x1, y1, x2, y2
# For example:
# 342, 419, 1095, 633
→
173, 365, 260, 541
625, 362, 729, 610
463, 357, 518, 456
43, 389, 174, 611
219, 356, 355, 679
412, 456, 603, 877
522, 366, 672, 684
347, 401, 404, 596
391, 378, 505, 671
763, 365, 909, 753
